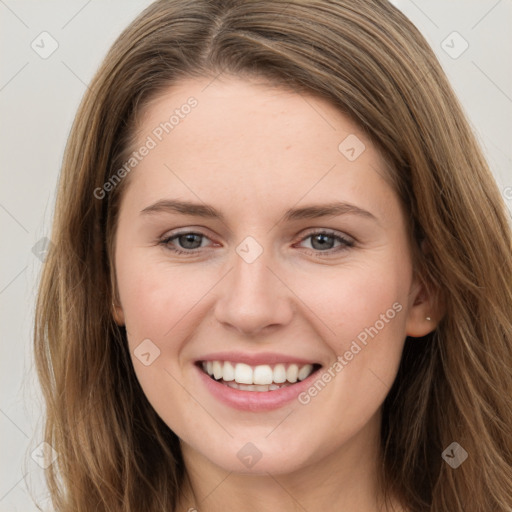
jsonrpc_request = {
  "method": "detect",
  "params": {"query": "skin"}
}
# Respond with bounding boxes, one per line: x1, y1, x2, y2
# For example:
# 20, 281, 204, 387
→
112, 75, 438, 512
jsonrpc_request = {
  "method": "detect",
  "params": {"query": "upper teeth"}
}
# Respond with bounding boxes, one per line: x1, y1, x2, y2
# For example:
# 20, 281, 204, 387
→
202, 361, 315, 385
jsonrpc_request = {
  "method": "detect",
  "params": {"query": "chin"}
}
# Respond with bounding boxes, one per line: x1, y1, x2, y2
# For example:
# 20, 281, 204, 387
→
189, 435, 315, 476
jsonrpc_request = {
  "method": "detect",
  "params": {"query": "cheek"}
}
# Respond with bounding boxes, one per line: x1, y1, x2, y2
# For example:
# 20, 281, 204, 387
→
295, 254, 408, 376
114, 249, 209, 426
292, 257, 411, 431
116, 245, 210, 339
297, 255, 410, 348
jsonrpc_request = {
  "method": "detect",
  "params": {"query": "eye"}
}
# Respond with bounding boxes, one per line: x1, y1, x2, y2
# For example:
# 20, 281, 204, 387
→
159, 231, 213, 255
159, 229, 355, 257
295, 230, 354, 256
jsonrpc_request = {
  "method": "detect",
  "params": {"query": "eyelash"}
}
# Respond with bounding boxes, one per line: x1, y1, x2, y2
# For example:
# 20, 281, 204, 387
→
158, 229, 355, 258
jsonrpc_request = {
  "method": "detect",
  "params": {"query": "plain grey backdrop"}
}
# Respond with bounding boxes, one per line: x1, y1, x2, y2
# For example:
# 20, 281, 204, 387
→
1, 1, 511, 510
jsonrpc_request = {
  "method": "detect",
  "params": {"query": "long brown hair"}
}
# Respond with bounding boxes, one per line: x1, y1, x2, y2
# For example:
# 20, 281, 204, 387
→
34, 1, 512, 510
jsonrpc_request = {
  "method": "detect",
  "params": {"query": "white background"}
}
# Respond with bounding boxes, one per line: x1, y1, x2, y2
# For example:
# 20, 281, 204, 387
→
1, 1, 511, 510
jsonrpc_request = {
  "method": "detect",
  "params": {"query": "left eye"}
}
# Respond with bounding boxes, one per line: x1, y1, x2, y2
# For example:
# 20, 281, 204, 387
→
159, 230, 354, 256
160, 232, 208, 253
296, 231, 353, 253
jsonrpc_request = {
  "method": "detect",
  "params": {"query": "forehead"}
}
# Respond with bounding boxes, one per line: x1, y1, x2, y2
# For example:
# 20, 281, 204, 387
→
122, 76, 398, 225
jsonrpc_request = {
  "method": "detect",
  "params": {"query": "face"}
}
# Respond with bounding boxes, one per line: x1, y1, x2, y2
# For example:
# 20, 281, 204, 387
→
113, 76, 433, 475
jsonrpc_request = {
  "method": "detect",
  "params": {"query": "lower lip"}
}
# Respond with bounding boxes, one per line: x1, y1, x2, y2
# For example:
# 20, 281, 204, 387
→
195, 364, 321, 412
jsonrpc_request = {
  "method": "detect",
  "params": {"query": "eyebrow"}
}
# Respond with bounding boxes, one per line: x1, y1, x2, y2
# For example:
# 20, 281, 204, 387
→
140, 199, 377, 223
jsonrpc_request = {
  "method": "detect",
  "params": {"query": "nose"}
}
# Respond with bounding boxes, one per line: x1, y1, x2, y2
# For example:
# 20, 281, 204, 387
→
213, 248, 294, 337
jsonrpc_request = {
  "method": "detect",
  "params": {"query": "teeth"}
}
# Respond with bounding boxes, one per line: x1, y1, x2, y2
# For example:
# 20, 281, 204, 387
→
224, 381, 292, 392
253, 365, 273, 385
222, 361, 235, 381
238, 384, 256, 391
235, 363, 253, 384
298, 364, 313, 381
213, 361, 223, 380
286, 364, 298, 383
201, 360, 316, 385
273, 364, 287, 383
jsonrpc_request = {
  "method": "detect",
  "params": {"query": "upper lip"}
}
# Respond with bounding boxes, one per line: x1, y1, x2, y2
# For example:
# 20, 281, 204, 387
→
196, 351, 321, 366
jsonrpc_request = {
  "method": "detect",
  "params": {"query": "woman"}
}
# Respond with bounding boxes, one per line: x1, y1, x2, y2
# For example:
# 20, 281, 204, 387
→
34, 0, 512, 511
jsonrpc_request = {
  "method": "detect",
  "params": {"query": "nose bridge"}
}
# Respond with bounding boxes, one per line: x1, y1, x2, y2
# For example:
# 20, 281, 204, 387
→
213, 239, 293, 335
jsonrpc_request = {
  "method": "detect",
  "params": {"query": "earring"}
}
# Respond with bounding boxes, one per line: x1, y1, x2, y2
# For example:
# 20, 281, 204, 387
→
426, 316, 432, 321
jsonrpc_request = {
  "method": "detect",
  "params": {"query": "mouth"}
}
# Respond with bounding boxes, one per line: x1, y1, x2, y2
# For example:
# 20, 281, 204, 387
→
196, 360, 322, 392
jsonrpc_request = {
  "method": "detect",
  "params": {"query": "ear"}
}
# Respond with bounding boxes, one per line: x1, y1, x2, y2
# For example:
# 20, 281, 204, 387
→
110, 269, 125, 325
405, 277, 441, 337
112, 299, 125, 326
405, 242, 444, 337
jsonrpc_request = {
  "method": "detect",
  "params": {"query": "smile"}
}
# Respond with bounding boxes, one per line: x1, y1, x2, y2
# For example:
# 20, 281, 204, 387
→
199, 360, 321, 392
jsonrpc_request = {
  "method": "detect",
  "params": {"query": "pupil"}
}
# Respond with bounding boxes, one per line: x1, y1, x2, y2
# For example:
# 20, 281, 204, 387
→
180, 234, 201, 249
312, 234, 333, 250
